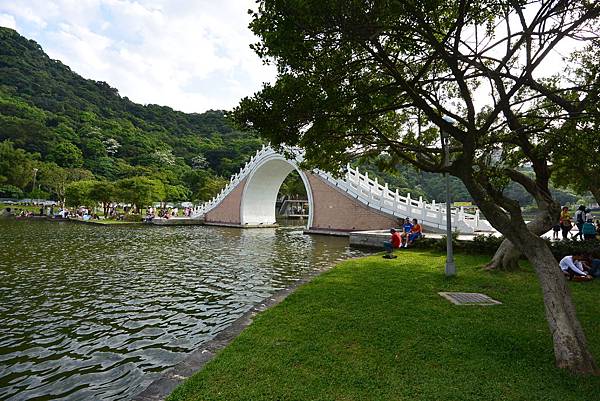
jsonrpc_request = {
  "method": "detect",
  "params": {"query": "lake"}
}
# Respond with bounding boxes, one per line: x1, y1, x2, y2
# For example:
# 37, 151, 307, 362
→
0, 219, 368, 400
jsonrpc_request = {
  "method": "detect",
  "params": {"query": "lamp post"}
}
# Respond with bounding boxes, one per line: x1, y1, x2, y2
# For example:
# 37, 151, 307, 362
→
32, 168, 39, 203
441, 116, 456, 276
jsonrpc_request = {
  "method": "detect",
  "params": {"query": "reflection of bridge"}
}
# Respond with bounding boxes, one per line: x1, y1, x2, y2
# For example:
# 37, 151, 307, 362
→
194, 146, 493, 234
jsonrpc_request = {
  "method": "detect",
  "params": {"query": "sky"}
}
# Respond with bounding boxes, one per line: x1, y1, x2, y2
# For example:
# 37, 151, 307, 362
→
0, 0, 277, 113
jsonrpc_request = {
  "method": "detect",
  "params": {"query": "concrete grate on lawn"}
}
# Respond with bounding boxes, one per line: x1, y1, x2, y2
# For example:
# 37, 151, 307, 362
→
438, 292, 502, 306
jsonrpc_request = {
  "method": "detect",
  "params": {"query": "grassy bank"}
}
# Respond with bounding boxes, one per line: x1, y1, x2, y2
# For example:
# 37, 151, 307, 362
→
169, 251, 600, 401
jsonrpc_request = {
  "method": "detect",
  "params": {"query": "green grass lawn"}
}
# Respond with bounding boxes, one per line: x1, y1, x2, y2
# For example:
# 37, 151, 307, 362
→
169, 251, 600, 401
1, 203, 43, 213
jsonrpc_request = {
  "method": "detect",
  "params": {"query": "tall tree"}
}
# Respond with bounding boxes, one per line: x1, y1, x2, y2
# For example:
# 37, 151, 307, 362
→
0, 140, 36, 190
88, 180, 116, 216
115, 177, 165, 212
552, 40, 600, 205
232, 1, 600, 374
65, 180, 96, 207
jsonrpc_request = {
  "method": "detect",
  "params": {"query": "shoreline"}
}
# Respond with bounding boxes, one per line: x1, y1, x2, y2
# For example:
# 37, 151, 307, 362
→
132, 254, 366, 401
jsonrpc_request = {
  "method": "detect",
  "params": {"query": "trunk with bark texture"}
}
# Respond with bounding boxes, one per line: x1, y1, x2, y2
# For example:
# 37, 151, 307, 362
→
485, 238, 521, 270
486, 208, 555, 271
458, 168, 595, 373
590, 186, 600, 207
514, 231, 598, 374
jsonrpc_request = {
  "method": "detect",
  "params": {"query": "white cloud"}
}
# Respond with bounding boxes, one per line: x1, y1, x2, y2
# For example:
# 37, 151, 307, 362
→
0, 13, 17, 29
0, 0, 276, 113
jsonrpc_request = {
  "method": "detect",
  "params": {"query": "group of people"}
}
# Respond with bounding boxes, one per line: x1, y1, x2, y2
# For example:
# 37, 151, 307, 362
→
143, 206, 194, 222
559, 253, 600, 281
555, 205, 600, 241
383, 217, 423, 258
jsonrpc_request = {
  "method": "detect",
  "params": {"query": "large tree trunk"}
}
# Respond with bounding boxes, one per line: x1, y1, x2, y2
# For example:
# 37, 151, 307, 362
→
516, 232, 598, 374
485, 238, 521, 270
590, 186, 600, 207
458, 168, 596, 374
486, 207, 555, 271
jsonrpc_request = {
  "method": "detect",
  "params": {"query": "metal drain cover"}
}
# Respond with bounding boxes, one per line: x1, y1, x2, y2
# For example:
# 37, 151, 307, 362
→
438, 292, 502, 305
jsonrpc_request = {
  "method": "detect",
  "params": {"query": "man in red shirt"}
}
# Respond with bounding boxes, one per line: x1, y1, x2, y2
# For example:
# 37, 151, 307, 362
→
383, 228, 401, 258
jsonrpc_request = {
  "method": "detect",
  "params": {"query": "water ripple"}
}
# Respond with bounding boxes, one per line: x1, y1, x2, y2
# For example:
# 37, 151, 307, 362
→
0, 220, 368, 400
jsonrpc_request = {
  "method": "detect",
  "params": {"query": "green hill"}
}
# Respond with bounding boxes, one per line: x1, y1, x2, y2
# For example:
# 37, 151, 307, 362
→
0, 27, 579, 209
0, 27, 262, 202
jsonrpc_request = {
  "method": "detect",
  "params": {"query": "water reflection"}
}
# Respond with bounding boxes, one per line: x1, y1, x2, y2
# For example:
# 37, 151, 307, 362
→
0, 220, 368, 400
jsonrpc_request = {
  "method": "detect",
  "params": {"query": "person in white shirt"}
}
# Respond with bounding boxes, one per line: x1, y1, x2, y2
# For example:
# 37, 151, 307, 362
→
559, 255, 591, 279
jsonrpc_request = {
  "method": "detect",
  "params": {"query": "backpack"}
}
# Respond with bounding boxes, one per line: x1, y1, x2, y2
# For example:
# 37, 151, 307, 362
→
575, 210, 585, 224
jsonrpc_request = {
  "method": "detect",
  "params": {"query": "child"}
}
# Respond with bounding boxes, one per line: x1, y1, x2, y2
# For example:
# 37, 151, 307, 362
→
552, 222, 560, 240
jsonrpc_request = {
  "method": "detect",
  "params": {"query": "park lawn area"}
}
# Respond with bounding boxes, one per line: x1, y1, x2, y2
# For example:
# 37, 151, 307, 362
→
0, 203, 41, 213
168, 251, 600, 401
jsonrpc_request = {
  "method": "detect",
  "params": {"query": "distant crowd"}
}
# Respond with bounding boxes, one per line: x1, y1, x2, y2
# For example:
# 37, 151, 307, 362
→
143, 206, 193, 222
555, 205, 600, 241
2, 203, 195, 222
12, 205, 101, 220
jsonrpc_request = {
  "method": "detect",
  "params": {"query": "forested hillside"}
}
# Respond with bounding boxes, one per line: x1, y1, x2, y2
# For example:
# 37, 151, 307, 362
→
0, 27, 262, 202
0, 27, 580, 208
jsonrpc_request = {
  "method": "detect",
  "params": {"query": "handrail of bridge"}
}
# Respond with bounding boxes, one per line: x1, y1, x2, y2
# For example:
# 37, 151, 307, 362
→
192, 146, 494, 233
315, 165, 493, 233
192, 145, 280, 217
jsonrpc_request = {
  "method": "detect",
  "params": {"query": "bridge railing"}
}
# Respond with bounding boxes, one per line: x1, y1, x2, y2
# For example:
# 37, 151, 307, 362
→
193, 145, 285, 218
193, 146, 494, 233
314, 165, 493, 233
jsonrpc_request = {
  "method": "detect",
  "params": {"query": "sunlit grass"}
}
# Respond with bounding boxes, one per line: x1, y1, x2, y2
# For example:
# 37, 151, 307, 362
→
169, 251, 600, 401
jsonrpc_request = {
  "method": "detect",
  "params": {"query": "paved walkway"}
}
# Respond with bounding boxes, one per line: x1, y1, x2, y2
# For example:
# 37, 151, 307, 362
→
348, 228, 583, 248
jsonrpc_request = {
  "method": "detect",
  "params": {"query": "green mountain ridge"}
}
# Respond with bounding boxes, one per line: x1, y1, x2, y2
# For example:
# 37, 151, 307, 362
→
0, 26, 262, 202
0, 27, 580, 208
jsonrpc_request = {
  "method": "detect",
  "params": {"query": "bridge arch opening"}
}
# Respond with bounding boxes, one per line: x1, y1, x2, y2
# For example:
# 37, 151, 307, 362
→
240, 155, 313, 227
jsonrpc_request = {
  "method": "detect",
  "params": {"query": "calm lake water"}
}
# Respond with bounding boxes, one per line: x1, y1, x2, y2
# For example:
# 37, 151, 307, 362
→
0, 219, 368, 400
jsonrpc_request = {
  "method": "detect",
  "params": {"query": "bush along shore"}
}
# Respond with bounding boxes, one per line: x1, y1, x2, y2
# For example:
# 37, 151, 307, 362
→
167, 251, 600, 401
410, 233, 600, 261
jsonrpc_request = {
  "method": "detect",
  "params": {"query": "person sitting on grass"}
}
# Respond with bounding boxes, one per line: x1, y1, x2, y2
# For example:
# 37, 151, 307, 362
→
405, 218, 423, 247
588, 252, 600, 278
559, 254, 592, 281
383, 228, 401, 258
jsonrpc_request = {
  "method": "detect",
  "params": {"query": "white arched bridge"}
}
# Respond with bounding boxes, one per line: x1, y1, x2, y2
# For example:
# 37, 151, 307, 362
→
193, 146, 493, 234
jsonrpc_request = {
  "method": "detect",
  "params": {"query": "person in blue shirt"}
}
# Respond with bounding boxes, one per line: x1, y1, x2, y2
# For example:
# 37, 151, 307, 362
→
400, 217, 413, 247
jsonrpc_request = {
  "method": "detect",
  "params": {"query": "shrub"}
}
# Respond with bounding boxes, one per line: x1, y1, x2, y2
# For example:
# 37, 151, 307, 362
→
548, 239, 600, 260
468, 234, 505, 254
123, 214, 142, 222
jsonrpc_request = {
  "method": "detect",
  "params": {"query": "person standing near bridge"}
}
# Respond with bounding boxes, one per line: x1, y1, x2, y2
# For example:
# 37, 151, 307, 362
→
574, 205, 586, 241
559, 206, 572, 240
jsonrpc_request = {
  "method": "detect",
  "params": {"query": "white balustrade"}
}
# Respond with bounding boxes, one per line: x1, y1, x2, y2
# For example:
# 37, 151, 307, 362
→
191, 146, 493, 232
